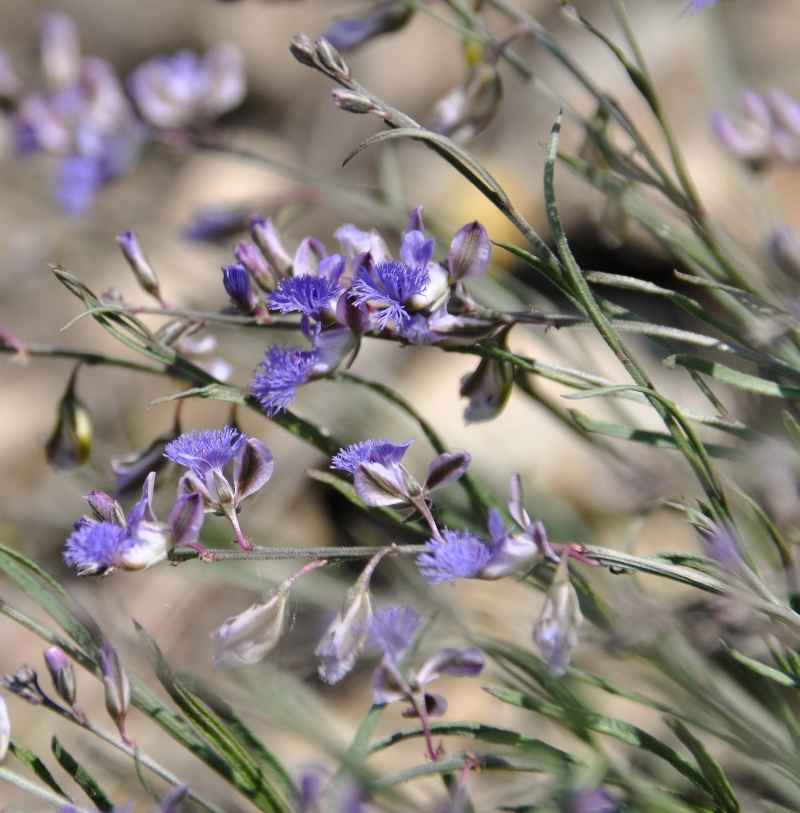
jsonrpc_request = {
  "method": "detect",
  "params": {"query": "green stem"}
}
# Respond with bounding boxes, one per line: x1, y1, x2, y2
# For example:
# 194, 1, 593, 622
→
0, 766, 81, 810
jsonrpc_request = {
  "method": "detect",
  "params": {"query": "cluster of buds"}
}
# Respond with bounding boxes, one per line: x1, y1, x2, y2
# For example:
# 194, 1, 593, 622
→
1, 644, 130, 741
0, 12, 246, 214
712, 87, 800, 169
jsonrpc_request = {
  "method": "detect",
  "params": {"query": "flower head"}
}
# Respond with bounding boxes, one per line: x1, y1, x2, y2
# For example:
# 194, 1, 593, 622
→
63, 521, 130, 575
164, 427, 243, 479
351, 258, 430, 328
417, 529, 493, 585
367, 605, 422, 663
268, 275, 342, 318
684, 0, 717, 12
331, 438, 414, 474
252, 345, 320, 415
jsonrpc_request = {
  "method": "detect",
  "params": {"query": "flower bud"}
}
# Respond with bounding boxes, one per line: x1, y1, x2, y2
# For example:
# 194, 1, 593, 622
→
0, 695, 8, 763
234, 240, 276, 290
98, 644, 131, 745
45, 366, 93, 471
314, 38, 350, 80
116, 231, 162, 302
533, 555, 582, 676
250, 216, 292, 278
84, 490, 126, 525
332, 89, 379, 115
322, 2, 412, 51
289, 34, 319, 69
459, 356, 513, 422
222, 263, 259, 314
315, 547, 392, 684
447, 221, 491, 283
44, 646, 76, 707
2, 665, 46, 705
212, 560, 326, 666
430, 62, 502, 143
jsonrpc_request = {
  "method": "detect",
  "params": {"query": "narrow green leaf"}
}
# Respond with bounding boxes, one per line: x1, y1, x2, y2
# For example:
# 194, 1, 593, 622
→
484, 686, 715, 799
8, 741, 70, 800
51, 736, 115, 812
666, 721, 741, 813
569, 410, 741, 459
151, 384, 248, 406
783, 410, 800, 447
367, 721, 579, 771
668, 354, 800, 399
342, 128, 509, 208
722, 645, 800, 689
178, 672, 297, 799
135, 622, 292, 813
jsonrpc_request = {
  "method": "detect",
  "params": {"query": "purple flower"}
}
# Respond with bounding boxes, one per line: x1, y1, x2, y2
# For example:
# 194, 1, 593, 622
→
54, 154, 104, 214
366, 605, 484, 761
334, 224, 388, 260
417, 529, 493, 585
367, 606, 423, 663
351, 258, 430, 328
222, 263, 259, 313
164, 426, 244, 480
331, 438, 413, 474
63, 521, 130, 575
128, 44, 245, 128
252, 345, 320, 415
166, 427, 274, 551
268, 275, 342, 318
566, 788, 618, 813
183, 206, 252, 243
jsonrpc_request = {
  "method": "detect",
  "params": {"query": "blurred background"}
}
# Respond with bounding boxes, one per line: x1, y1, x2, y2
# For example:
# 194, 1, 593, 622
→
2, 0, 800, 809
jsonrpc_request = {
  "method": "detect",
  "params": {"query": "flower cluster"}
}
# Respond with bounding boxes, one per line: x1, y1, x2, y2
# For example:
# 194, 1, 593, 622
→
232, 208, 502, 419
1, 12, 245, 214
62, 426, 274, 575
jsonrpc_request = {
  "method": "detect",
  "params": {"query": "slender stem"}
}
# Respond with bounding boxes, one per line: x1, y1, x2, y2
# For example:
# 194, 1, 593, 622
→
0, 342, 168, 374
0, 766, 82, 810
169, 545, 429, 563
81, 720, 228, 813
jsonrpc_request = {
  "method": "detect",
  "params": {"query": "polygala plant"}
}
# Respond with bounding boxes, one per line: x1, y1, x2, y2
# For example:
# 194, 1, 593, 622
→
4, 1, 800, 812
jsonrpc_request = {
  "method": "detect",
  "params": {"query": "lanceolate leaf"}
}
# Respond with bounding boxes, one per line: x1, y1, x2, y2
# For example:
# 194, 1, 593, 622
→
485, 686, 716, 800
569, 410, 741, 459
135, 622, 292, 813
51, 737, 114, 812
8, 741, 71, 801
667, 355, 800, 400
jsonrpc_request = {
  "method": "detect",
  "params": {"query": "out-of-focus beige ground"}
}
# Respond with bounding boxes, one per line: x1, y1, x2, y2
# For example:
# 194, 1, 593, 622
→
2, 0, 800, 810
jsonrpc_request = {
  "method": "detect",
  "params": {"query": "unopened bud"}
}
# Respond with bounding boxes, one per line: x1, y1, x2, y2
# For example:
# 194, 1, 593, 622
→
234, 240, 276, 290
430, 62, 502, 143
448, 220, 491, 283
768, 226, 800, 279
0, 696, 8, 763
213, 559, 327, 666
315, 548, 392, 684
2, 665, 47, 705
289, 33, 319, 68
250, 216, 292, 278
332, 89, 378, 115
533, 555, 582, 676
315, 38, 350, 80
43, 646, 76, 707
98, 644, 131, 745
322, 2, 412, 51
459, 356, 513, 422
222, 263, 259, 314
116, 230, 162, 302
45, 365, 93, 471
